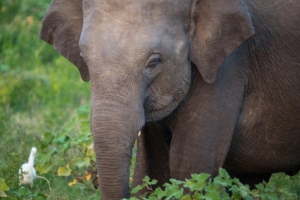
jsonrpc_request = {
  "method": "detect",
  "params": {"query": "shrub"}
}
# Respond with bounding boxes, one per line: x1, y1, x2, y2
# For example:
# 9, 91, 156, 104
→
127, 168, 300, 200
35, 104, 98, 191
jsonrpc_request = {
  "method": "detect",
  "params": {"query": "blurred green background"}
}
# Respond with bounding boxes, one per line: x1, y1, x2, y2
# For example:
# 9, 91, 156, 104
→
0, 0, 90, 148
0, 0, 95, 199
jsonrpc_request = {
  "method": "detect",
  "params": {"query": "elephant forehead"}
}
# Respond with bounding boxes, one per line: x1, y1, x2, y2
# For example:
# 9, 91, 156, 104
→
83, 0, 190, 23
81, 0, 190, 45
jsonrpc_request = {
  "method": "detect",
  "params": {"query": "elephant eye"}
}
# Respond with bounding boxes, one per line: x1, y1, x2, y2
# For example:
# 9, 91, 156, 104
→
146, 54, 162, 69
144, 54, 163, 77
147, 58, 161, 68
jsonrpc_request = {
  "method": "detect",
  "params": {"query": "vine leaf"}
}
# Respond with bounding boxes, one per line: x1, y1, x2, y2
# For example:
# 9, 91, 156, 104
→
57, 164, 72, 176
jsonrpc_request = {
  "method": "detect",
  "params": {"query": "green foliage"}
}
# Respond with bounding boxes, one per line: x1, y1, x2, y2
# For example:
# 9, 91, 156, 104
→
128, 168, 300, 200
0, 153, 47, 199
35, 104, 98, 191
0, 0, 95, 198
8, 186, 47, 200
255, 172, 300, 199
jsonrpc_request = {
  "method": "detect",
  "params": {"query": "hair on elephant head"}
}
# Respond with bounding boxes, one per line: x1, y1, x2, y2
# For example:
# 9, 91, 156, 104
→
40, 0, 300, 199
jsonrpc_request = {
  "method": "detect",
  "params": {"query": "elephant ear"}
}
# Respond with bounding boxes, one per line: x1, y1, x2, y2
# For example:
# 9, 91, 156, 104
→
39, 0, 90, 81
190, 0, 254, 83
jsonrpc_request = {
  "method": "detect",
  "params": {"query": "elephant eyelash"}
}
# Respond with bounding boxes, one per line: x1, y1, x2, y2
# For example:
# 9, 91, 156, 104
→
145, 54, 162, 68
147, 58, 161, 68
143, 54, 164, 77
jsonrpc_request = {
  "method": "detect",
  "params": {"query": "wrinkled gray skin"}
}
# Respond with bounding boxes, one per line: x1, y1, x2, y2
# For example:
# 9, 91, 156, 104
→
40, 0, 300, 199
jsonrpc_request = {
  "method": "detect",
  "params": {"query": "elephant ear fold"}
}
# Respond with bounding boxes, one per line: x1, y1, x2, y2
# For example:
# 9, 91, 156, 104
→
39, 0, 90, 81
190, 0, 254, 83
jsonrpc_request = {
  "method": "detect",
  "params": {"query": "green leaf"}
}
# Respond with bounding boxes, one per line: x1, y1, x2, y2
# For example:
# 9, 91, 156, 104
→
220, 191, 231, 200
130, 185, 143, 194
170, 178, 184, 185
165, 188, 183, 200
0, 178, 9, 197
193, 193, 205, 199
205, 182, 218, 192
54, 134, 70, 145
181, 194, 192, 200
229, 185, 239, 193
232, 178, 243, 187
184, 173, 211, 192
145, 179, 157, 186
61, 142, 71, 154
142, 176, 150, 183
214, 176, 232, 187
73, 157, 90, 168
173, 188, 184, 199
255, 183, 265, 191
267, 193, 279, 200
18, 186, 31, 196
35, 161, 53, 174
186, 180, 206, 192
84, 157, 91, 167
57, 164, 72, 176
150, 187, 165, 199
40, 132, 54, 149
219, 168, 230, 180
37, 152, 51, 164
48, 145, 57, 155
164, 182, 184, 200
73, 133, 91, 145
191, 173, 211, 183
239, 185, 251, 197
0, 178, 9, 192
205, 190, 220, 200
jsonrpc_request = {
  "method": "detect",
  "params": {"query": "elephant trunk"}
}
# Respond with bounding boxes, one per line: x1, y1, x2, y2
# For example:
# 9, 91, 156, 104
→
91, 81, 145, 199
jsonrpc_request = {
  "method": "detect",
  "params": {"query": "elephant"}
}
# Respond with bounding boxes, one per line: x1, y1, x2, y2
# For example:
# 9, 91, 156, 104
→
40, 0, 300, 199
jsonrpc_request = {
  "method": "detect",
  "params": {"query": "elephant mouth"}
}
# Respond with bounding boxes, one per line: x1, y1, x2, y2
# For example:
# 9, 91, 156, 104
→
144, 95, 180, 122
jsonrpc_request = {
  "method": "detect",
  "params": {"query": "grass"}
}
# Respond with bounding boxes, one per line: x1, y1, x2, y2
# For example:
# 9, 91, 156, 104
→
0, 0, 94, 199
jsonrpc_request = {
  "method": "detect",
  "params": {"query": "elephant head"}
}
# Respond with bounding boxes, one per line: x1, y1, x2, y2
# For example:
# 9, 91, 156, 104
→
40, 0, 254, 199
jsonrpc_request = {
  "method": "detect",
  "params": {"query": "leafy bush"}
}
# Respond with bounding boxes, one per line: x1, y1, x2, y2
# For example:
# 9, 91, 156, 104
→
35, 104, 98, 191
0, 104, 100, 199
0, 0, 93, 198
128, 168, 300, 200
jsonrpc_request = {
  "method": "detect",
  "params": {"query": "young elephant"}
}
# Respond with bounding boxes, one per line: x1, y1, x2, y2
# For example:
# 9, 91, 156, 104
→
40, 0, 300, 199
